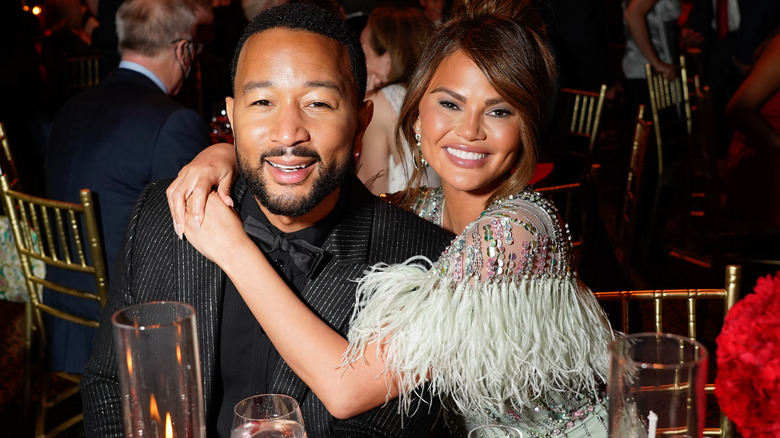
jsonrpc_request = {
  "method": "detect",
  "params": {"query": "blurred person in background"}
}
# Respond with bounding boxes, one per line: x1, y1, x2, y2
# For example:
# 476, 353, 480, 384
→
725, 28, 780, 230
42, 0, 211, 375
356, 3, 440, 195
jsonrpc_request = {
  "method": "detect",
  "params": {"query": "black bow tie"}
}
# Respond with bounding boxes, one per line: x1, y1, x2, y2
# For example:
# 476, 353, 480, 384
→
243, 216, 326, 279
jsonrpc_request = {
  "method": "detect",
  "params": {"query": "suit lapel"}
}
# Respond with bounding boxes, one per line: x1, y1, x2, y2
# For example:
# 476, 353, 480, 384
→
174, 179, 249, 422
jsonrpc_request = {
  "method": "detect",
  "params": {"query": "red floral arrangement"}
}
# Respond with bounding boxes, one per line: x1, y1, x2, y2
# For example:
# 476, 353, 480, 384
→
715, 270, 780, 438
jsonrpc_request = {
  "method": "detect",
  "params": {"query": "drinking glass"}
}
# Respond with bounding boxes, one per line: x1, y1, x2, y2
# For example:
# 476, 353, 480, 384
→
468, 424, 523, 438
112, 301, 205, 438
607, 332, 708, 438
231, 394, 306, 438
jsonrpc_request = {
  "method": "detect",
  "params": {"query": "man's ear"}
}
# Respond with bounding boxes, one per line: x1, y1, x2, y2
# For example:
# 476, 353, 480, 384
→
353, 98, 374, 156
225, 96, 234, 128
174, 39, 189, 65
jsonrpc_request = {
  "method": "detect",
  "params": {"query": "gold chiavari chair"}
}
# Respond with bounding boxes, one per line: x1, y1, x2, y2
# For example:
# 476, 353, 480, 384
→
537, 182, 584, 250
616, 105, 652, 277
0, 174, 108, 438
594, 264, 741, 438
645, 55, 693, 153
560, 84, 608, 175
0, 122, 20, 191
65, 55, 100, 91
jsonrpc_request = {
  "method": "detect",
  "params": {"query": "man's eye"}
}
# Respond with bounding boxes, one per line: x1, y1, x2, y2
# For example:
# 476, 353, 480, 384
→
308, 102, 333, 109
252, 100, 272, 106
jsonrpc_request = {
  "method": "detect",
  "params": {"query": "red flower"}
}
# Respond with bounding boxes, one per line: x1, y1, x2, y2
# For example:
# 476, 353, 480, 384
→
715, 270, 780, 438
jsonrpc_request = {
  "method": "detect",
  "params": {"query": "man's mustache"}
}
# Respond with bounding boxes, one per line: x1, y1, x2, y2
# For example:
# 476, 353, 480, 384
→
260, 146, 321, 161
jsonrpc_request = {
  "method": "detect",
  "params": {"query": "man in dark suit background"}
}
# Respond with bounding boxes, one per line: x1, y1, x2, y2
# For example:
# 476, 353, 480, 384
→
43, 0, 211, 374
81, 3, 452, 437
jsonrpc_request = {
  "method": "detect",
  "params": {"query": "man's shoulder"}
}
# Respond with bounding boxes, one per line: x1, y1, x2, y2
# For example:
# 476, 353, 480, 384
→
370, 193, 454, 260
127, 179, 176, 223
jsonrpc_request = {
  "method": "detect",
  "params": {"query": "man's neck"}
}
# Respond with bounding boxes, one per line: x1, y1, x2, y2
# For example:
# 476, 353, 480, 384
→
257, 188, 341, 233
121, 52, 177, 96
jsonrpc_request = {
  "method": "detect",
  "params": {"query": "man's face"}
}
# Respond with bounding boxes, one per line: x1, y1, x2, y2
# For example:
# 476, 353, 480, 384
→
226, 28, 371, 219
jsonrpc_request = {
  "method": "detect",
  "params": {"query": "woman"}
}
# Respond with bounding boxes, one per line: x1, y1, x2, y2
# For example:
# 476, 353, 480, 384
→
357, 4, 439, 194
168, 3, 613, 435
725, 29, 780, 229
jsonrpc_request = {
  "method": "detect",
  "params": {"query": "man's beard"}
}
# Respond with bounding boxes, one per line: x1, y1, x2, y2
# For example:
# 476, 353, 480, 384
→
238, 145, 353, 218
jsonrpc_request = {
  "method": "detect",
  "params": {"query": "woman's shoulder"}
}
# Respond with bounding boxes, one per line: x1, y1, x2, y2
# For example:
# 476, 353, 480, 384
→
379, 84, 407, 114
471, 189, 566, 241
439, 189, 574, 283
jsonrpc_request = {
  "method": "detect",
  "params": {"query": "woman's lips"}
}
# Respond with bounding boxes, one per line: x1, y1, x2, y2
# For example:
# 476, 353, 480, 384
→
443, 146, 489, 168
445, 147, 488, 161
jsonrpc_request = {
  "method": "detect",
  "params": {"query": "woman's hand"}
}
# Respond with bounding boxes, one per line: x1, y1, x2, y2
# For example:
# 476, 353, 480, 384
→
167, 142, 237, 239
182, 191, 249, 268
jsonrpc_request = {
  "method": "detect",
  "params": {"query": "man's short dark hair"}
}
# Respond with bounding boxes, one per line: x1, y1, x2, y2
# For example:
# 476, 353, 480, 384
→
230, 1, 367, 103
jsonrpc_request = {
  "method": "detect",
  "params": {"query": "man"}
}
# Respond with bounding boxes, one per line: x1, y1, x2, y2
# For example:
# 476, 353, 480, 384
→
81, 3, 452, 437
43, 0, 211, 375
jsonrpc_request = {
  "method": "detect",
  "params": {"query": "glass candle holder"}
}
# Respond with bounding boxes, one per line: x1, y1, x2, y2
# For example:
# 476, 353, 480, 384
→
607, 332, 708, 438
112, 301, 206, 438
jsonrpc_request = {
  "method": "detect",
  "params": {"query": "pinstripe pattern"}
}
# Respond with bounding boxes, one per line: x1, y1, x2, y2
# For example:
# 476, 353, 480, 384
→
81, 176, 452, 437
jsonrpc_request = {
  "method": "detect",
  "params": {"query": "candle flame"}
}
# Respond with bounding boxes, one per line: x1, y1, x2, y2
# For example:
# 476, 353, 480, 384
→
176, 344, 182, 364
165, 412, 173, 438
150, 394, 160, 422
126, 349, 133, 375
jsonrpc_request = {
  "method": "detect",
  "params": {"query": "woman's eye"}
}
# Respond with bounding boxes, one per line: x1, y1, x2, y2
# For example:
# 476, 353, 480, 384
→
488, 108, 513, 118
439, 100, 460, 110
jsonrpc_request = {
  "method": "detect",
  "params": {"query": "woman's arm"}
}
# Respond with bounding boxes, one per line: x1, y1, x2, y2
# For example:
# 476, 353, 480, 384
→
624, 0, 676, 80
166, 142, 237, 239
182, 192, 399, 419
356, 91, 394, 195
726, 34, 780, 153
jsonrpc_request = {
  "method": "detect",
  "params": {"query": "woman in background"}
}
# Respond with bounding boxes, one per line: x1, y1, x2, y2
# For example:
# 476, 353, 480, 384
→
725, 29, 780, 229
357, 4, 439, 194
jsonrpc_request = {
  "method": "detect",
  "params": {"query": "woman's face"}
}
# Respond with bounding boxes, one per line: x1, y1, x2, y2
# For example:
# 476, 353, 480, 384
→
416, 50, 522, 196
360, 24, 390, 92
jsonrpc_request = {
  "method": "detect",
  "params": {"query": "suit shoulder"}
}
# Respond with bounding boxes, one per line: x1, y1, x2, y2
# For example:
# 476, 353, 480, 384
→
372, 197, 454, 260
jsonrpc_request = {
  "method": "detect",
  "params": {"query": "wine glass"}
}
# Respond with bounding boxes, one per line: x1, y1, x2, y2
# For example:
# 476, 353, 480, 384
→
468, 424, 524, 438
231, 394, 306, 438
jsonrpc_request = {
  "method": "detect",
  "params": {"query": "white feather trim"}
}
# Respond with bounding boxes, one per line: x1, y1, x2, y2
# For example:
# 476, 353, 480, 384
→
342, 257, 614, 419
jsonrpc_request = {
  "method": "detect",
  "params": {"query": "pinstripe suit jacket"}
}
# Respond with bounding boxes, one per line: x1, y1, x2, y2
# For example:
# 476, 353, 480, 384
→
81, 175, 453, 437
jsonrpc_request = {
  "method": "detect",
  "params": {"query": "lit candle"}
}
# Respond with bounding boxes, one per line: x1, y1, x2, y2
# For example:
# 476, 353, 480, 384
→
166, 412, 173, 438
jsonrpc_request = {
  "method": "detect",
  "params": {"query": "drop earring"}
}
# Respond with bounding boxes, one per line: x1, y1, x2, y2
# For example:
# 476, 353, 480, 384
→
414, 121, 427, 170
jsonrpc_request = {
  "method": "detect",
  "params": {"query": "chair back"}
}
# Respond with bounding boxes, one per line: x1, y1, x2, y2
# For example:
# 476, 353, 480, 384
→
645, 55, 693, 159
560, 84, 607, 173
66, 55, 100, 91
616, 105, 652, 275
0, 122, 20, 191
537, 182, 584, 250
0, 173, 108, 437
594, 264, 741, 438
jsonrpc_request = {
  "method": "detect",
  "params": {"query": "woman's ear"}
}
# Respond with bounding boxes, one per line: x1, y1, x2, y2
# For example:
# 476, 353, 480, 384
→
379, 51, 392, 82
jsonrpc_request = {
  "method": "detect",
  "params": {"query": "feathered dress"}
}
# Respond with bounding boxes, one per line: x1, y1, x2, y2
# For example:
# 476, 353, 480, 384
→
343, 187, 614, 437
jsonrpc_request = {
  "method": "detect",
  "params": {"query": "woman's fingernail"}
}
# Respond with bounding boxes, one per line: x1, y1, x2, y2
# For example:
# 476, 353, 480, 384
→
174, 222, 183, 240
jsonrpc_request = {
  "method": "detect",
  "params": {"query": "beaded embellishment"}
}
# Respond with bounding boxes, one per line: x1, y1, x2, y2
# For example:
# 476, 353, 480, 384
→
411, 187, 576, 284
